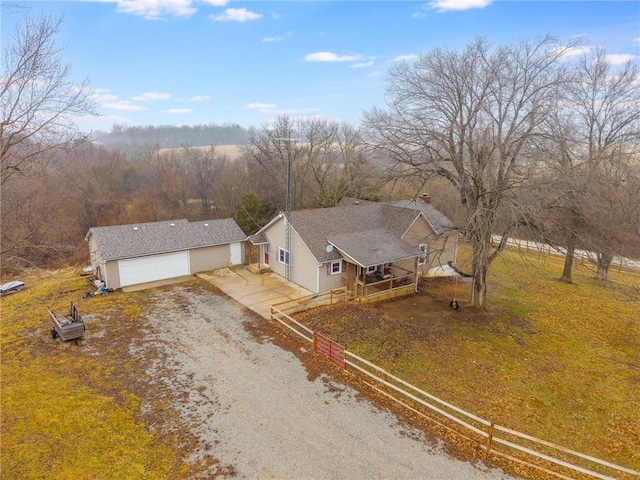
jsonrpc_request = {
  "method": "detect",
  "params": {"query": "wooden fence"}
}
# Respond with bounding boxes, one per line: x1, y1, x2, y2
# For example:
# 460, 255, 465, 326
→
270, 298, 639, 480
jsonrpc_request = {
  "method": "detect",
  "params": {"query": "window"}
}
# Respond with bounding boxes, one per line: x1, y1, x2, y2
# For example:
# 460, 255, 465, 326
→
330, 260, 342, 275
367, 265, 377, 273
418, 244, 429, 266
278, 247, 290, 265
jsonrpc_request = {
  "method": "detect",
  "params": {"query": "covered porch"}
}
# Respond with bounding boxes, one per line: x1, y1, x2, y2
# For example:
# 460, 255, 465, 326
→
247, 232, 270, 273
344, 262, 418, 303
329, 228, 422, 303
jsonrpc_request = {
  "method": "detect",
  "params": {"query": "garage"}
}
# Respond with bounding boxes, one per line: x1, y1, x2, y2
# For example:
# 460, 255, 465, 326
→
86, 218, 247, 289
118, 251, 190, 287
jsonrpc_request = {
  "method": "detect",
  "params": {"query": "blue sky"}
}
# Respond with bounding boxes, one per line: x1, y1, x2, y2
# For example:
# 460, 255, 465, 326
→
2, 0, 639, 133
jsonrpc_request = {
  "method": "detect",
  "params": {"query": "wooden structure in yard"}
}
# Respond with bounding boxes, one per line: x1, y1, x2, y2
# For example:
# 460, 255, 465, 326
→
48, 302, 85, 341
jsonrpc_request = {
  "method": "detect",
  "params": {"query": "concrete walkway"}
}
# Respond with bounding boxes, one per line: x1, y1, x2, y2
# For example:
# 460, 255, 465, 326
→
197, 266, 313, 318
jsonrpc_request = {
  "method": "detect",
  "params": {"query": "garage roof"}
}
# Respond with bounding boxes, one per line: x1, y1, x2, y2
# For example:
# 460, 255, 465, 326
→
86, 218, 246, 261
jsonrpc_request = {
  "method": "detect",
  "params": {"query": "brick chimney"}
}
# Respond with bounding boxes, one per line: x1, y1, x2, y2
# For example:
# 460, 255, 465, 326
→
419, 193, 431, 204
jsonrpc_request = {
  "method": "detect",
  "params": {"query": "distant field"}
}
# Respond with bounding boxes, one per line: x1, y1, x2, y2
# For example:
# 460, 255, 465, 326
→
160, 144, 244, 160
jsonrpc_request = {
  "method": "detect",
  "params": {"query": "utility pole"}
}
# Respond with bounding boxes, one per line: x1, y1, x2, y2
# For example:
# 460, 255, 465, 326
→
276, 138, 299, 283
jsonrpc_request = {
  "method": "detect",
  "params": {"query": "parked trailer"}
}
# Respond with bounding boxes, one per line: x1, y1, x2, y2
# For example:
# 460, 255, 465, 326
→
48, 302, 85, 341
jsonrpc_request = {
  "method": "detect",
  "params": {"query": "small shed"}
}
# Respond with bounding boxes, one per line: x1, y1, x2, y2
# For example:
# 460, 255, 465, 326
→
85, 218, 247, 289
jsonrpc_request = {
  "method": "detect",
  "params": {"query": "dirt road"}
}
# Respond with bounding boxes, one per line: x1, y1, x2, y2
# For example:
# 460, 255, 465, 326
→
135, 285, 515, 479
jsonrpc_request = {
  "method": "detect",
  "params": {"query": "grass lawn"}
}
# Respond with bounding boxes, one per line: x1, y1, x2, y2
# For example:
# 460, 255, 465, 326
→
0, 269, 180, 479
297, 246, 640, 475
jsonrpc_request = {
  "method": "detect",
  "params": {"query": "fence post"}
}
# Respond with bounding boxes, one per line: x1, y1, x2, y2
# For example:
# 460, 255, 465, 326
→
330, 289, 333, 305
486, 422, 495, 455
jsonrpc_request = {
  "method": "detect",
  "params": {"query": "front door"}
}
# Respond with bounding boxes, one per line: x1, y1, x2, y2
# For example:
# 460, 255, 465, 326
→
264, 244, 270, 265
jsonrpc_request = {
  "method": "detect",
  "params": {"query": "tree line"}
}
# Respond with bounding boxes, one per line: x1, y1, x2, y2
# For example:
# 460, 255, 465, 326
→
2, 11, 639, 309
93, 123, 250, 151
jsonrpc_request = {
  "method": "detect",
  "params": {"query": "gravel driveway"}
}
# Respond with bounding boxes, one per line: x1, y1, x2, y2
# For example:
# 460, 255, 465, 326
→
136, 285, 516, 480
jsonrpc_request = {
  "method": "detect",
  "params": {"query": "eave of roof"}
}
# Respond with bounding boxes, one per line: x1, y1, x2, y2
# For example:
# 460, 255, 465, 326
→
328, 228, 422, 267
87, 218, 246, 261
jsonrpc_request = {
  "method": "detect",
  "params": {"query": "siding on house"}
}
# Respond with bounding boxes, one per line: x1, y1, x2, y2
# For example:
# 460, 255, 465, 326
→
189, 244, 234, 272
104, 260, 120, 288
318, 260, 348, 292
264, 216, 319, 293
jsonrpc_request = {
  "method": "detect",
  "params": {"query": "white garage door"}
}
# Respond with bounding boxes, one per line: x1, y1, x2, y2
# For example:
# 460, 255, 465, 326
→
118, 251, 190, 287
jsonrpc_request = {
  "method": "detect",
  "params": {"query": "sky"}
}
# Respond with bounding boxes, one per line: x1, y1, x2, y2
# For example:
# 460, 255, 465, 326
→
1, 0, 639, 133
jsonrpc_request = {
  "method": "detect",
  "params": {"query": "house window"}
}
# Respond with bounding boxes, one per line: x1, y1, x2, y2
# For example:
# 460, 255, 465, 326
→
367, 265, 377, 273
278, 247, 290, 265
418, 244, 429, 266
330, 261, 342, 275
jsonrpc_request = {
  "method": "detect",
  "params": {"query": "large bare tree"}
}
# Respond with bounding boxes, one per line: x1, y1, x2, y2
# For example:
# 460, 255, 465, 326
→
564, 50, 640, 281
363, 36, 575, 308
1, 10, 97, 266
244, 115, 373, 211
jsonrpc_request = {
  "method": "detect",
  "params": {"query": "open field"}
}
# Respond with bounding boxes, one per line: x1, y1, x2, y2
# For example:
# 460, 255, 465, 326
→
295, 246, 640, 473
159, 144, 244, 160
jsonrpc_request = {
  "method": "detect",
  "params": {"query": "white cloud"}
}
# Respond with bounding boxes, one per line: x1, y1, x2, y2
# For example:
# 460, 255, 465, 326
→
89, 89, 118, 103
350, 60, 374, 68
245, 103, 277, 112
412, 12, 426, 18
211, 8, 262, 22
552, 45, 594, 59
634, 38, 640, 45
133, 92, 172, 101
166, 108, 193, 114
262, 32, 293, 43
245, 103, 319, 115
91, 0, 231, 18
429, 0, 492, 12
393, 54, 418, 62
305, 52, 362, 62
182, 95, 212, 102
605, 53, 638, 65
96, 0, 197, 19
103, 101, 147, 111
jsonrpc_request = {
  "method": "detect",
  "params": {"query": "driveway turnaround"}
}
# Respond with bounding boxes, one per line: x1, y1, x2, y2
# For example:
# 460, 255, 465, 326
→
138, 284, 516, 479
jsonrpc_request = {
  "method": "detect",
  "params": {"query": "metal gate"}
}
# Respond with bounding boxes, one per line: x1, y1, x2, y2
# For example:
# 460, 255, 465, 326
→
313, 331, 345, 367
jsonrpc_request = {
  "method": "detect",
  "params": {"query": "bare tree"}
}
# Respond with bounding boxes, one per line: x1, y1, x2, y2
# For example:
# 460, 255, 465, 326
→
363, 36, 576, 308
0, 9, 96, 266
568, 50, 640, 280
244, 115, 372, 211
1, 11, 96, 185
181, 144, 219, 216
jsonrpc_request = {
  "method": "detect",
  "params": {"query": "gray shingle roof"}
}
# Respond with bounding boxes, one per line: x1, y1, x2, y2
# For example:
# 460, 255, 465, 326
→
388, 200, 454, 235
339, 197, 455, 235
288, 204, 421, 265
328, 229, 421, 267
87, 218, 246, 260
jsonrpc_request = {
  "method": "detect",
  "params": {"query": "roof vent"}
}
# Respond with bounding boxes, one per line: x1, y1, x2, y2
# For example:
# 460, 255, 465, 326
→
133, 227, 139, 231
204, 223, 209, 227
170, 223, 176, 227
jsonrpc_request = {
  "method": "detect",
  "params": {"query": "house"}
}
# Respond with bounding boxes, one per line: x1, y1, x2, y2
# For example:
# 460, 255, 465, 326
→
248, 196, 458, 301
86, 218, 246, 289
